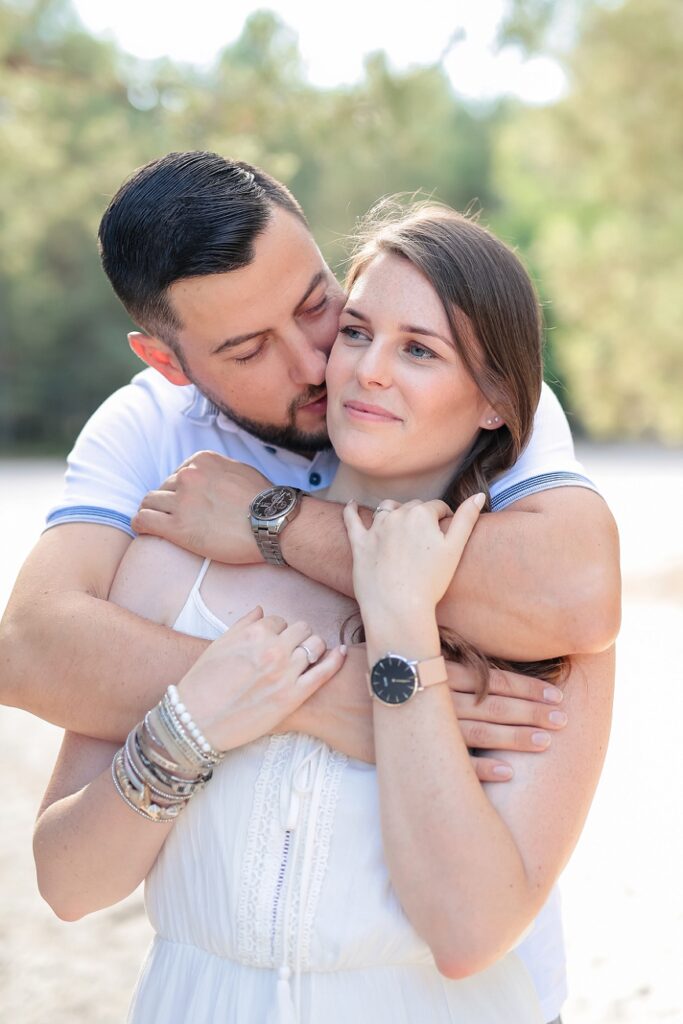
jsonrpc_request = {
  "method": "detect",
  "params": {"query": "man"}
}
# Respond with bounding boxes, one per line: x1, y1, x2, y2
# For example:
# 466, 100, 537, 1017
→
0, 151, 619, 1023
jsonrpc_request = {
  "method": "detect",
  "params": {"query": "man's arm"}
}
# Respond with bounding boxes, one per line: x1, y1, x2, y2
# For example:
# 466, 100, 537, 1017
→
0, 523, 208, 740
134, 454, 620, 660
282, 486, 621, 659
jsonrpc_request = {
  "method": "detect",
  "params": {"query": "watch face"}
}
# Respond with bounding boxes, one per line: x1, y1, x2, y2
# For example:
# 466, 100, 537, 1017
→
370, 655, 418, 705
251, 487, 297, 520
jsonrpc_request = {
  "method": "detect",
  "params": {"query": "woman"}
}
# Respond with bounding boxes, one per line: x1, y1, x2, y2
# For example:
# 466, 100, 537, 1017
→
33, 202, 613, 1023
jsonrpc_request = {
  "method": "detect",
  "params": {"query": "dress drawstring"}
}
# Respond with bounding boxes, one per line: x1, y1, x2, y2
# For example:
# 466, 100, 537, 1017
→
268, 738, 328, 1024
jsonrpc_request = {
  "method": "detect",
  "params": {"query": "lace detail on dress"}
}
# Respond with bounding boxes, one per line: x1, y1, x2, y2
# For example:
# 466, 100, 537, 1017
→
236, 734, 295, 966
297, 748, 348, 969
236, 734, 348, 972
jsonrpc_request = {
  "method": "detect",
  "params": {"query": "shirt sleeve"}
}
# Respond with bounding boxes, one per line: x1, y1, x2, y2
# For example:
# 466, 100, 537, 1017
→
45, 377, 167, 537
489, 383, 598, 511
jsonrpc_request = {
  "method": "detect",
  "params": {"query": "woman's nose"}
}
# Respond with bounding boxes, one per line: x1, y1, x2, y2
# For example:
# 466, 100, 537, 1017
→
355, 341, 392, 389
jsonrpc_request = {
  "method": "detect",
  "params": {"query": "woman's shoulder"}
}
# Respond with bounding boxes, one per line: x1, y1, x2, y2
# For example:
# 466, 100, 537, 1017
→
109, 535, 205, 626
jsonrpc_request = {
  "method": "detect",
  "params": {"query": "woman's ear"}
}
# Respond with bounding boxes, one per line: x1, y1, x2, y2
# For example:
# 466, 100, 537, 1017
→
128, 332, 191, 386
479, 405, 505, 431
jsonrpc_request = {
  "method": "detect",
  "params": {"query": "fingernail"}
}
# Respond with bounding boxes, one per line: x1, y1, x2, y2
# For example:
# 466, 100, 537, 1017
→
532, 731, 551, 747
493, 764, 513, 779
548, 710, 567, 726
543, 686, 563, 703
339, 644, 348, 655
473, 492, 486, 509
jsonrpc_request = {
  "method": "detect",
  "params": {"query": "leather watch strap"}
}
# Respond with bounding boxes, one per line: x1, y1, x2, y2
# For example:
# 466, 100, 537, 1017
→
416, 654, 448, 689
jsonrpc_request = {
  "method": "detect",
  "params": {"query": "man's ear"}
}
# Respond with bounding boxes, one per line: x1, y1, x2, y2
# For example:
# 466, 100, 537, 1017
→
128, 332, 191, 386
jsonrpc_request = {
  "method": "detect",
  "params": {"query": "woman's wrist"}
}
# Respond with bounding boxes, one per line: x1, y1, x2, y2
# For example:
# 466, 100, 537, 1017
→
364, 616, 441, 667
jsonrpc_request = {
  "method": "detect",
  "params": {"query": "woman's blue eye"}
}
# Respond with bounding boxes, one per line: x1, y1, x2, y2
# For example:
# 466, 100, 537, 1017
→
340, 325, 368, 341
407, 342, 435, 360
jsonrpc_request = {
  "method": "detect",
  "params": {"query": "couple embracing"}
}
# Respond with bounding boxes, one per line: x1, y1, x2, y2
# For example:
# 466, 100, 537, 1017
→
3, 152, 620, 1023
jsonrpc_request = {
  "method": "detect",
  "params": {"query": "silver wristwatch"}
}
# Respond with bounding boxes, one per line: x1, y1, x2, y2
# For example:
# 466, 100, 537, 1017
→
249, 486, 303, 566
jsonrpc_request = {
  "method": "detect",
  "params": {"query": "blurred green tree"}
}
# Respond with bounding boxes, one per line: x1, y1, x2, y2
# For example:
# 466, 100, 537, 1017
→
0, 1, 500, 449
496, 0, 683, 441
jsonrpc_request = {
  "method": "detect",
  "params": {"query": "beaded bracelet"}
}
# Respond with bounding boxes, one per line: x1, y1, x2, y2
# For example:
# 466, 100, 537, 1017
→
166, 684, 222, 760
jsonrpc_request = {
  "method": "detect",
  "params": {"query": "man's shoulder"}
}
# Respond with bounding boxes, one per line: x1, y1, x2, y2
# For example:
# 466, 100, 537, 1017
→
489, 383, 597, 510
98, 367, 198, 424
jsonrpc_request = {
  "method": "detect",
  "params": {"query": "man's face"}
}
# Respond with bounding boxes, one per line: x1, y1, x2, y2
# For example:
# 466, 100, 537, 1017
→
166, 208, 345, 453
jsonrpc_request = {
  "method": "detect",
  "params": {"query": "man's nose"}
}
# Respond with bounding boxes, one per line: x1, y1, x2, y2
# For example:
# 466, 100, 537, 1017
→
287, 332, 328, 386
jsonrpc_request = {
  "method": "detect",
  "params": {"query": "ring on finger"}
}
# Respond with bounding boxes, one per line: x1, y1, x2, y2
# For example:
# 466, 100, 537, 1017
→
372, 504, 392, 521
296, 643, 319, 665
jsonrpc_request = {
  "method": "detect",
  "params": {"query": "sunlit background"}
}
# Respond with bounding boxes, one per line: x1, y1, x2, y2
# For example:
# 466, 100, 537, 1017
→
0, 0, 681, 1021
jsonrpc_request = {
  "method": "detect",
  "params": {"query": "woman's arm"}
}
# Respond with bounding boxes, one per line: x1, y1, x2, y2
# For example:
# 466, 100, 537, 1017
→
345, 497, 614, 978
34, 536, 345, 921
370, 645, 612, 978
33, 732, 175, 920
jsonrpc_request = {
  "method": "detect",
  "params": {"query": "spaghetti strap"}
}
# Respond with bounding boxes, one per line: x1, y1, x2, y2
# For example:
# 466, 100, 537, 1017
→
189, 557, 212, 597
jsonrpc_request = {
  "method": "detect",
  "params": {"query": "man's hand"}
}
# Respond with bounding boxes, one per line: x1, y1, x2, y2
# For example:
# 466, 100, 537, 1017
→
448, 663, 567, 781
132, 451, 270, 563
285, 646, 567, 781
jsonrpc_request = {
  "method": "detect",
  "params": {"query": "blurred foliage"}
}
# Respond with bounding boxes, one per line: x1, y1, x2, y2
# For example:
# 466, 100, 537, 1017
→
496, 0, 683, 440
0, 0, 680, 449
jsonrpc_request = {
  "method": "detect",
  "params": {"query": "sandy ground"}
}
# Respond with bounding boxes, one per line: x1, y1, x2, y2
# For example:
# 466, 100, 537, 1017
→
0, 446, 682, 1023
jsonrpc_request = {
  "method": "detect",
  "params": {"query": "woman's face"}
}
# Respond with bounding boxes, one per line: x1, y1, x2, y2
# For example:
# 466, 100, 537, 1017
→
325, 252, 497, 485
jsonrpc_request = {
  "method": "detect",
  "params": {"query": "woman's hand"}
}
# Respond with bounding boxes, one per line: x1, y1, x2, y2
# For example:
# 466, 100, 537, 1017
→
343, 494, 485, 619
176, 607, 346, 752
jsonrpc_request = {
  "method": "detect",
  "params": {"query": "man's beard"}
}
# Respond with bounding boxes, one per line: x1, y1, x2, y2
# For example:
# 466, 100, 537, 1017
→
191, 377, 332, 456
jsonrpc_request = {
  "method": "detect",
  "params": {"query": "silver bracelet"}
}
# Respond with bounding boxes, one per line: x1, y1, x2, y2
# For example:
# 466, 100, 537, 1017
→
124, 733, 197, 803
160, 692, 222, 769
111, 750, 183, 823
167, 684, 223, 761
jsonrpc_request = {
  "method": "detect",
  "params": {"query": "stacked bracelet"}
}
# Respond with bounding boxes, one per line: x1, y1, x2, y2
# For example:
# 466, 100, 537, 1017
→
111, 685, 224, 823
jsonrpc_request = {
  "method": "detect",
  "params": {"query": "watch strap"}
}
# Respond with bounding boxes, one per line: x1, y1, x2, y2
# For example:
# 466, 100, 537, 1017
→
416, 654, 447, 689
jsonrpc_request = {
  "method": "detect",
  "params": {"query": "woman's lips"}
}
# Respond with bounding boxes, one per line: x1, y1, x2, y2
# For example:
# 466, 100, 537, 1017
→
343, 401, 401, 422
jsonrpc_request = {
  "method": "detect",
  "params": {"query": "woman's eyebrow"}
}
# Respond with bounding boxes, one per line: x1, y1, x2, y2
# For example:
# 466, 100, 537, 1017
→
399, 323, 453, 346
343, 306, 369, 321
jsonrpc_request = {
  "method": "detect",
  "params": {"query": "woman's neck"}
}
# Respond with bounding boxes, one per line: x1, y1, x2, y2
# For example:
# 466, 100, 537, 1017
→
324, 463, 458, 508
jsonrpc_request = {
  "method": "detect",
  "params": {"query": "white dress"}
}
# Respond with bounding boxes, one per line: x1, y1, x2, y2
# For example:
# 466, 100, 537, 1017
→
127, 562, 543, 1024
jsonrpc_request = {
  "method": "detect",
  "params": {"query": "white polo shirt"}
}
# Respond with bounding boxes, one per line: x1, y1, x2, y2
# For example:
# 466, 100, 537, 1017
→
46, 367, 596, 1022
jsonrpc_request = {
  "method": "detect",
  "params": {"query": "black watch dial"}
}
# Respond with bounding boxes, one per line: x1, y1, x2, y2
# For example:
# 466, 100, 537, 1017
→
370, 655, 418, 705
251, 486, 297, 520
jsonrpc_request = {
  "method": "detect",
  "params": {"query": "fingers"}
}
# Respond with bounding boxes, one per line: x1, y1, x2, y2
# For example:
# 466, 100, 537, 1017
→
138, 489, 176, 513
294, 645, 347, 692
289, 635, 327, 674
447, 664, 564, 706
131, 507, 173, 538
452, 691, 568, 732
343, 500, 367, 544
458, 718, 554, 753
445, 492, 485, 551
486, 667, 564, 705
230, 606, 264, 628
259, 614, 288, 635
469, 754, 514, 783
421, 498, 453, 520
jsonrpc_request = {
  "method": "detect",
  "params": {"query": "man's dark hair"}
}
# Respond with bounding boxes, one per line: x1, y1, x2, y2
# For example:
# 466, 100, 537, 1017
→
98, 151, 307, 348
